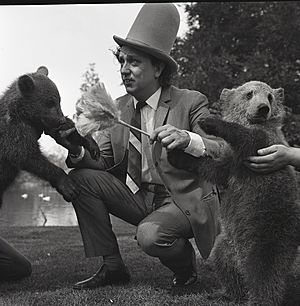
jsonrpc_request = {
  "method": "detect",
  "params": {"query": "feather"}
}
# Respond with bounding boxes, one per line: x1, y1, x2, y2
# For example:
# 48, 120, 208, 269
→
74, 82, 150, 137
74, 82, 120, 136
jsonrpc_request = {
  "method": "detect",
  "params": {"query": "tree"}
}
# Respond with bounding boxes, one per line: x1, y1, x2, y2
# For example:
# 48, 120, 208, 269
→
80, 63, 100, 93
171, 2, 300, 144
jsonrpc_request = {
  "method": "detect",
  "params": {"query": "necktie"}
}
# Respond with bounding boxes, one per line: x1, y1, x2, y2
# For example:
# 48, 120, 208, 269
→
126, 101, 147, 194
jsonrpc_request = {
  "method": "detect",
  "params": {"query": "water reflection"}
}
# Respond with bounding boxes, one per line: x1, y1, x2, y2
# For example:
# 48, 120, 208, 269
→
0, 184, 78, 227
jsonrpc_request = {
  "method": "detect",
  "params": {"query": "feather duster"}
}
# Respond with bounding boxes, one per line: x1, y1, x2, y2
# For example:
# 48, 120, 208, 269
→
74, 82, 150, 137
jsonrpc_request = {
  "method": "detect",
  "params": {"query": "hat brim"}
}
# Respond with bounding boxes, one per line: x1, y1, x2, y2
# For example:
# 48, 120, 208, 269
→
113, 35, 178, 73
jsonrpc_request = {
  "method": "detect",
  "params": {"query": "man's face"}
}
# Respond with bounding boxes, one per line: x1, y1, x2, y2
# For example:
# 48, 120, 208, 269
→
118, 46, 161, 101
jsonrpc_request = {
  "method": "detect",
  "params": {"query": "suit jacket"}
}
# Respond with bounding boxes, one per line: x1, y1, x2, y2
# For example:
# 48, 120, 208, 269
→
67, 85, 224, 259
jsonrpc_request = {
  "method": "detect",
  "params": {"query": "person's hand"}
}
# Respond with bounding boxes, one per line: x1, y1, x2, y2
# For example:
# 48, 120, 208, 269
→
150, 124, 190, 151
245, 144, 293, 173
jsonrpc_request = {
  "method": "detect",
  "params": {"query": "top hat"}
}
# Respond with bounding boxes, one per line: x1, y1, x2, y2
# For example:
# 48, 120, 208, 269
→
113, 3, 180, 73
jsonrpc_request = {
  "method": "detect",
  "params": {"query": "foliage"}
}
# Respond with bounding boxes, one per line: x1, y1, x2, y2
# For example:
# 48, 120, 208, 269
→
79, 63, 100, 93
171, 1, 300, 145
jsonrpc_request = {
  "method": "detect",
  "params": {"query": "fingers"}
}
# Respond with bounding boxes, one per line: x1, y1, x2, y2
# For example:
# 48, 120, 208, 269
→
150, 125, 190, 150
247, 151, 277, 164
257, 144, 280, 156
245, 153, 275, 172
163, 135, 186, 151
244, 151, 284, 173
156, 129, 172, 143
244, 160, 272, 172
150, 125, 170, 144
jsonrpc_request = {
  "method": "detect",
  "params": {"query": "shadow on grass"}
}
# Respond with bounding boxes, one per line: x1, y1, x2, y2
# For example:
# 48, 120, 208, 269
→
0, 223, 299, 306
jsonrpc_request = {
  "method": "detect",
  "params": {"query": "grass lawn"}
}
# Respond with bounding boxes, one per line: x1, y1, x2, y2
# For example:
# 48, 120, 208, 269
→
0, 217, 299, 306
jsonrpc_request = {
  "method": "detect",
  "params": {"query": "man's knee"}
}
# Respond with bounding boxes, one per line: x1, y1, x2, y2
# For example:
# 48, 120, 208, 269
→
136, 222, 165, 257
137, 221, 192, 260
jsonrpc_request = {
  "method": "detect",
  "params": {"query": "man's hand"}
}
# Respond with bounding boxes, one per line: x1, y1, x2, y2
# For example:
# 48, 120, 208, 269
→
245, 144, 293, 173
150, 124, 190, 151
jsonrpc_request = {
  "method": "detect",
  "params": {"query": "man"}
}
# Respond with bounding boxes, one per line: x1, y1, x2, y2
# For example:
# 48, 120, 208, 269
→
57, 3, 224, 289
0, 237, 32, 282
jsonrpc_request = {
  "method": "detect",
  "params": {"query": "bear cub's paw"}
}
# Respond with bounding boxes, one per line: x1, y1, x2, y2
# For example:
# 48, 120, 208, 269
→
167, 149, 199, 172
55, 175, 80, 202
83, 135, 101, 161
198, 117, 222, 137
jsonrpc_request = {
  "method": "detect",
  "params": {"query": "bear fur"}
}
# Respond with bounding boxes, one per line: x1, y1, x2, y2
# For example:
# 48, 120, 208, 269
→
0, 66, 98, 205
168, 81, 300, 306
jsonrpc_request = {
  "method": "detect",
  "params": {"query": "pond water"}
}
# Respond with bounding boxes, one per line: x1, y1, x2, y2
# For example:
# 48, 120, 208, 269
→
0, 183, 78, 227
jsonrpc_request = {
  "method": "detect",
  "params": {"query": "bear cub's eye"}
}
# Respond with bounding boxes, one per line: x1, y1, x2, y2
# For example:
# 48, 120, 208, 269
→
246, 91, 253, 100
267, 93, 273, 103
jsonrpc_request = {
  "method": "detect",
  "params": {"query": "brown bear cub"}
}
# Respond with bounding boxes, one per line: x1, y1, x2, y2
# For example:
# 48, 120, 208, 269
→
0, 66, 99, 206
168, 81, 300, 306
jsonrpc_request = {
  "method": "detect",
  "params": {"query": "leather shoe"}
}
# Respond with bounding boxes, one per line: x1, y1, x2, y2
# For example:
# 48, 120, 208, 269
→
172, 248, 197, 287
172, 270, 197, 287
73, 264, 130, 290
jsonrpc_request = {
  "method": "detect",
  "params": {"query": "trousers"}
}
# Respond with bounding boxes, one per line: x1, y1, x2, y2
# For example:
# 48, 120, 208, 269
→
0, 236, 32, 281
69, 169, 195, 274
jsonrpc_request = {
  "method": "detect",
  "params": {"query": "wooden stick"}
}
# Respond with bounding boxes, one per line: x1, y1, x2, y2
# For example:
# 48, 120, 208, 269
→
118, 119, 151, 137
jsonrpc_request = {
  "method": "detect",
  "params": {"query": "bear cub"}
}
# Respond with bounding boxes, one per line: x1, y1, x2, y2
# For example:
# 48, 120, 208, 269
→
0, 66, 99, 205
168, 81, 300, 306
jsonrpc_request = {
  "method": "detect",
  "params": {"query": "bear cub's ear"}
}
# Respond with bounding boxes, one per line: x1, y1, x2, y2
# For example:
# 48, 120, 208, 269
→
36, 66, 48, 76
18, 75, 35, 95
274, 88, 284, 104
220, 88, 234, 103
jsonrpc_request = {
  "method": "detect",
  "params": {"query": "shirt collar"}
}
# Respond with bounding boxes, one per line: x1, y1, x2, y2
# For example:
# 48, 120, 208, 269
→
133, 87, 162, 111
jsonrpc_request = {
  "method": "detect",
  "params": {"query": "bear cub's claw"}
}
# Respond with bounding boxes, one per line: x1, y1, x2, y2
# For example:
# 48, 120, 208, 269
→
89, 145, 101, 161
82, 134, 101, 161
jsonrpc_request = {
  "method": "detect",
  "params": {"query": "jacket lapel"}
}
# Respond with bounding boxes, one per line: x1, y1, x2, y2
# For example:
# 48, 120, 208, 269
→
154, 86, 171, 129
152, 86, 171, 163
111, 95, 134, 163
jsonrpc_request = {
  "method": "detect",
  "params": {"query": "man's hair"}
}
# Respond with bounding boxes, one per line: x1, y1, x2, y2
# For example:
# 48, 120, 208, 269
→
113, 46, 175, 88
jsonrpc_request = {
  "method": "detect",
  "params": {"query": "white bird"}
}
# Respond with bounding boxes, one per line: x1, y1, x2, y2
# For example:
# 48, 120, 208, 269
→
21, 193, 28, 199
42, 196, 50, 201
38, 193, 44, 198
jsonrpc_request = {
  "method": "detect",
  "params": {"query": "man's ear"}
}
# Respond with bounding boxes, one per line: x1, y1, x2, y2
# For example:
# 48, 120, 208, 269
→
18, 75, 35, 95
154, 62, 166, 79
